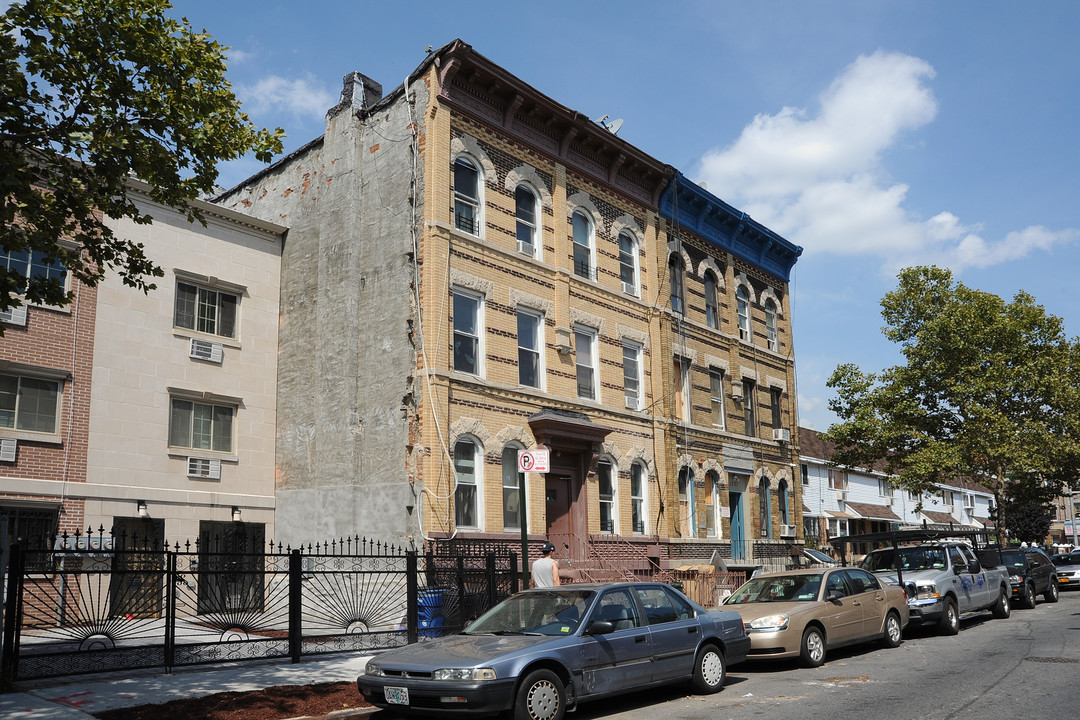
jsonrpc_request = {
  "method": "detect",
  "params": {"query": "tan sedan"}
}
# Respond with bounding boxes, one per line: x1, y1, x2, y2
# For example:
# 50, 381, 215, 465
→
723, 567, 909, 667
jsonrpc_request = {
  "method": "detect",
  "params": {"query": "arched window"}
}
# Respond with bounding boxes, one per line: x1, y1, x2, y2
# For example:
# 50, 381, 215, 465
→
630, 462, 648, 534
454, 437, 483, 529
778, 479, 790, 526
764, 298, 778, 351
736, 285, 751, 341
704, 271, 719, 329
678, 466, 694, 538
515, 185, 539, 258
758, 477, 771, 538
706, 470, 721, 539
618, 232, 639, 296
501, 445, 524, 531
597, 458, 616, 533
572, 210, 595, 280
453, 156, 482, 236
669, 254, 685, 314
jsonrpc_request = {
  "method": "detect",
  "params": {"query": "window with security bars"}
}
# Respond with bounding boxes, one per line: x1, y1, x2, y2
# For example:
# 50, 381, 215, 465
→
1, 504, 58, 572
454, 157, 481, 235
572, 210, 594, 280
175, 281, 238, 338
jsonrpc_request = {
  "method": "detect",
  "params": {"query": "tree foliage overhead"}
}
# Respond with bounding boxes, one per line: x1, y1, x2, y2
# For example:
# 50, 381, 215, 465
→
0, 0, 283, 313
824, 266, 1080, 534
1005, 502, 1053, 546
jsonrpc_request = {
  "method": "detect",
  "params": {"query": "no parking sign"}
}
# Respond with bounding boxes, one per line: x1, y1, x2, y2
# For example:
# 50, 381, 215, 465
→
517, 448, 550, 473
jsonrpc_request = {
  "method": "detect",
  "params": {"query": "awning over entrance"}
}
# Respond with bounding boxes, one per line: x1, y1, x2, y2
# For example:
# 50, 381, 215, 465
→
844, 501, 901, 522
921, 510, 961, 526
527, 407, 613, 448
825, 510, 854, 518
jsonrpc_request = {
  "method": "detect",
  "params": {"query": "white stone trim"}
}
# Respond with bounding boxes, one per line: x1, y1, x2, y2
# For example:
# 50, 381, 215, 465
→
449, 418, 493, 446
666, 239, 692, 271
617, 325, 649, 351
495, 425, 536, 450
611, 213, 643, 242
509, 288, 553, 315
449, 269, 493, 297
739, 365, 759, 382
570, 307, 605, 334
672, 342, 697, 363
734, 273, 757, 303
697, 257, 726, 289
760, 286, 782, 315
704, 354, 730, 372
504, 165, 553, 208
766, 375, 787, 392
451, 135, 496, 185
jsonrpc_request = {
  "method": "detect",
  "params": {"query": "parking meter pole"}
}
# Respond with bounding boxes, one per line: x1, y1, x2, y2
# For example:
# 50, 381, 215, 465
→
519, 473, 529, 589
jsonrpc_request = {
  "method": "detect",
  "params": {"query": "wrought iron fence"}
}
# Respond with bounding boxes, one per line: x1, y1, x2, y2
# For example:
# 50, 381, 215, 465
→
1, 528, 517, 681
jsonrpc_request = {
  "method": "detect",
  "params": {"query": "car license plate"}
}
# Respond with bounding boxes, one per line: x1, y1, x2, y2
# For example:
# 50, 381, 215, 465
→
385, 686, 409, 705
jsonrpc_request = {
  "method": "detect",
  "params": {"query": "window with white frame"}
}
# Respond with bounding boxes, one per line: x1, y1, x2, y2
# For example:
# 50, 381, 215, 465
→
501, 446, 523, 530
675, 357, 691, 423
571, 210, 595, 280
879, 479, 894, 498
828, 468, 848, 491
618, 231, 639, 296
630, 462, 647, 534
574, 326, 598, 400
736, 285, 751, 341
516, 308, 543, 388
764, 298, 778, 351
827, 517, 848, 539
597, 459, 616, 533
742, 378, 756, 436
678, 466, 694, 538
454, 438, 481, 529
706, 470, 720, 538
778, 479, 790, 525
759, 477, 771, 538
622, 340, 643, 410
452, 289, 482, 376
175, 281, 239, 339
0, 373, 61, 434
704, 271, 719, 329
515, 185, 539, 257
169, 398, 235, 453
453, 156, 482, 235
710, 369, 725, 430
804, 515, 820, 545
669, 254, 685, 314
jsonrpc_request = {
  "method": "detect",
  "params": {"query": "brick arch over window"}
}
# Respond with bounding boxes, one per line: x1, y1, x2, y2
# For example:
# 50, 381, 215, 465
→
449, 418, 493, 447
566, 193, 603, 230
619, 445, 656, 475
599, 440, 624, 466
610, 214, 643, 244
665, 239, 693, 276
760, 286, 783, 316
733, 272, 757, 303
450, 135, 496, 185
495, 424, 537, 451
697, 257, 726, 290
504, 165, 553, 208
700, 458, 727, 486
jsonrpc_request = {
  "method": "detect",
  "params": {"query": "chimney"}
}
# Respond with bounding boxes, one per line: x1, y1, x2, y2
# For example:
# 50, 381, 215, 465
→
331, 72, 383, 117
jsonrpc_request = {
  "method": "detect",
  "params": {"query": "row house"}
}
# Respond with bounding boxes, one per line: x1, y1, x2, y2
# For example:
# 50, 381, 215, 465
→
800, 427, 995, 558
1, 181, 284, 573
216, 40, 802, 575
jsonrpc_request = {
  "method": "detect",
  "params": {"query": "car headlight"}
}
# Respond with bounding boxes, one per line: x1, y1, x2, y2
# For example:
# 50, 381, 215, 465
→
915, 585, 940, 600
1009, 575, 1023, 584
365, 662, 385, 677
432, 668, 497, 681
747, 614, 789, 631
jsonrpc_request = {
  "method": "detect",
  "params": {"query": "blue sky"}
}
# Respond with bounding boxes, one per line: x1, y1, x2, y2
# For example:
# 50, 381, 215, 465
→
176, 0, 1080, 430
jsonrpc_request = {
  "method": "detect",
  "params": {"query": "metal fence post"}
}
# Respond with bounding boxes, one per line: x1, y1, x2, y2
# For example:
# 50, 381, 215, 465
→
1, 543, 24, 683
164, 550, 177, 673
509, 552, 519, 594
289, 549, 302, 663
456, 555, 466, 625
485, 553, 496, 614
406, 551, 418, 644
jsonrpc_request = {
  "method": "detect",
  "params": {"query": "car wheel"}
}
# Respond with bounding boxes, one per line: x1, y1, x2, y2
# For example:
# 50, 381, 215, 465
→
800, 626, 826, 668
1045, 578, 1060, 603
991, 588, 1011, 619
881, 611, 903, 648
1019, 582, 1036, 609
938, 597, 959, 636
514, 669, 565, 720
690, 643, 726, 694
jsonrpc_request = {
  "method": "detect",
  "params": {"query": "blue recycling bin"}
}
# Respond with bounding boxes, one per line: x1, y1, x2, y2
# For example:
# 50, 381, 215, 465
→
418, 589, 446, 638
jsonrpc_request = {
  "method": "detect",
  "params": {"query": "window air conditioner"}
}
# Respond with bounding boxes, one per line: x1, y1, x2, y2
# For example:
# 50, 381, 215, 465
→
187, 457, 222, 479
780, 524, 796, 538
0, 305, 28, 326
189, 338, 224, 363
772, 428, 790, 442
0, 438, 16, 462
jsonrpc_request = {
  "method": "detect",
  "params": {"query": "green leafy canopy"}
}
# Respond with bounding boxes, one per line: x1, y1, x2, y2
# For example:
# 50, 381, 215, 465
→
0, 0, 284, 314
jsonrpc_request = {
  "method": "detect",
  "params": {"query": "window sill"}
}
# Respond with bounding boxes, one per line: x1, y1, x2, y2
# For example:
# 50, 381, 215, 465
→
0, 430, 62, 445
173, 330, 242, 350
167, 450, 239, 462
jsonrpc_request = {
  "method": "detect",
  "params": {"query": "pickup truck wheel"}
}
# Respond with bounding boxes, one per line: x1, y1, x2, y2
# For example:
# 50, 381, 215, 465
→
991, 588, 1011, 619
938, 597, 959, 635
881, 611, 903, 648
800, 626, 826, 668
1019, 582, 1036, 609
1045, 579, 1060, 603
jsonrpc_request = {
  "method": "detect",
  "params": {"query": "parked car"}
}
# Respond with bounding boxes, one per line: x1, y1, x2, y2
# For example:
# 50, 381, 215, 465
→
1051, 552, 1080, 589
993, 547, 1059, 607
723, 567, 908, 668
357, 582, 750, 720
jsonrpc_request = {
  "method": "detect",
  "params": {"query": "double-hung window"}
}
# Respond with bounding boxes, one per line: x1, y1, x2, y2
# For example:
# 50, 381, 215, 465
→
575, 326, 597, 400
501, 447, 522, 530
765, 298, 778, 350
736, 285, 751, 341
742, 379, 756, 436
759, 478, 771, 537
704, 271, 719, 329
630, 463, 646, 534
778, 479, 790, 526
452, 289, 482, 376
829, 468, 848, 492
0, 373, 61, 434
706, 471, 720, 538
879, 479, 894, 498
175, 281, 239, 339
675, 358, 691, 423
454, 439, 480, 528
516, 308, 542, 388
710, 370, 725, 429
453, 156, 482, 235
678, 466, 694, 538
669, 254, 685, 314
618, 232, 639, 296
770, 387, 783, 429
572, 210, 594, 280
169, 398, 235, 453
515, 185, 539, 257
622, 341, 643, 410
598, 459, 615, 533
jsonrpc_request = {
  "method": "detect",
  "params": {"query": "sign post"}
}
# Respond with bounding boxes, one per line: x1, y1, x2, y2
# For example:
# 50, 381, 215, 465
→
518, 449, 550, 588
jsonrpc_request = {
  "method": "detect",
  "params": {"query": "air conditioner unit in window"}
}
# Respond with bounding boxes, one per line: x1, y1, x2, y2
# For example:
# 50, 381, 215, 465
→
0, 305, 28, 326
772, 428, 790, 442
780, 524, 796, 538
189, 338, 224, 363
0, 438, 16, 462
187, 457, 222, 479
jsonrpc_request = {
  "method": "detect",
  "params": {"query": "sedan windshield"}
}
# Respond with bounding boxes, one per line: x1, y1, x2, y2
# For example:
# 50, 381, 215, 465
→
725, 574, 823, 604
465, 590, 595, 636
862, 547, 946, 572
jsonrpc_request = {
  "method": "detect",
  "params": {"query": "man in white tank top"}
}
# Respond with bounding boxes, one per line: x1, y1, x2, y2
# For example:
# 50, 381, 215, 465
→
532, 542, 560, 587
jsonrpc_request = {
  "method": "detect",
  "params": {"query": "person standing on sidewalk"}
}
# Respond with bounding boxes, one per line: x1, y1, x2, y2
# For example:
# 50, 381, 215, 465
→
532, 542, 560, 587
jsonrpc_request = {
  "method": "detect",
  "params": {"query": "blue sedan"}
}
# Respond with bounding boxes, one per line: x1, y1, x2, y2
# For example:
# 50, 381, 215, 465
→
357, 582, 750, 720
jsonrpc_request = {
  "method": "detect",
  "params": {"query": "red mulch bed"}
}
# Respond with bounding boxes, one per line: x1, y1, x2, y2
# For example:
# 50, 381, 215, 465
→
92, 681, 372, 720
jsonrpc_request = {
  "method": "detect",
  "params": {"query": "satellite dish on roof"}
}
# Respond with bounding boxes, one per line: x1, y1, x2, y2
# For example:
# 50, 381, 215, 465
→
605, 118, 624, 135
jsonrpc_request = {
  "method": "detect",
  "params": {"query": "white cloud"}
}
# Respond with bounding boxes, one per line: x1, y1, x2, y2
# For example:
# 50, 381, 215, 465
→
237, 74, 335, 122
698, 50, 1075, 272
225, 48, 253, 63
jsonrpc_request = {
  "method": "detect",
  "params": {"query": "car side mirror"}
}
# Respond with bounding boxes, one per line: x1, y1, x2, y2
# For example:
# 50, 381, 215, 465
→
586, 620, 615, 635
825, 591, 842, 603
953, 564, 965, 575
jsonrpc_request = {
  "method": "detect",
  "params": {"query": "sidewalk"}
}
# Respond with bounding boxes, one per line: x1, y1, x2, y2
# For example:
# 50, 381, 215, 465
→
0, 653, 375, 719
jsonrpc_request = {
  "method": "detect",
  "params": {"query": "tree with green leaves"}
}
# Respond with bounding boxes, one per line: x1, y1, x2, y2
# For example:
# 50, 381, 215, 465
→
1005, 502, 1053, 546
0, 0, 283, 317
824, 265, 1080, 541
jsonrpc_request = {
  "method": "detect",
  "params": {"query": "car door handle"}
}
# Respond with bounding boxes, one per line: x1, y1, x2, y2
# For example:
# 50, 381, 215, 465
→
853, 601, 862, 606
635, 636, 648, 643
687, 627, 698, 634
